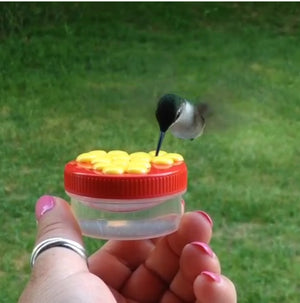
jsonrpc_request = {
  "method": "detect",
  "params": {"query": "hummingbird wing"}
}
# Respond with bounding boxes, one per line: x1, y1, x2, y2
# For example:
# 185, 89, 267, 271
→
197, 102, 213, 120
197, 103, 209, 118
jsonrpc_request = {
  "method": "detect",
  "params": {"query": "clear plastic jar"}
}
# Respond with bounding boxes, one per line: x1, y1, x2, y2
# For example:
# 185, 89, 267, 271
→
64, 150, 187, 240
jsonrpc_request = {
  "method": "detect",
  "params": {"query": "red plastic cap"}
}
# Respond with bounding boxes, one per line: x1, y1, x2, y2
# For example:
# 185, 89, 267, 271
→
64, 161, 187, 199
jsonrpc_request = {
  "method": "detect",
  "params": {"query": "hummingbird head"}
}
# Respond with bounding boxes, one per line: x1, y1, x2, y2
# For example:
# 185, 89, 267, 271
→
155, 94, 185, 156
155, 94, 185, 132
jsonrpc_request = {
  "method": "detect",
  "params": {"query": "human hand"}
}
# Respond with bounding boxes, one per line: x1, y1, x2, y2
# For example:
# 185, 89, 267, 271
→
19, 196, 237, 303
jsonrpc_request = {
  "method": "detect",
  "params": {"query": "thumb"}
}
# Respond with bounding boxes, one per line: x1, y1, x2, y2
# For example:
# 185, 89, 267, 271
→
32, 195, 87, 272
20, 199, 118, 302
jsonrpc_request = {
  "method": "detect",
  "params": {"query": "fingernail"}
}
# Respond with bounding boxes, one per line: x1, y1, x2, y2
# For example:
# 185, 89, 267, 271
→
35, 195, 55, 220
201, 271, 221, 283
191, 242, 214, 257
197, 211, 213, 227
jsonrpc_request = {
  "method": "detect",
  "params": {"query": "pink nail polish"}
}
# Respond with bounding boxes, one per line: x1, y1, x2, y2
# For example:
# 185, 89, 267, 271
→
35, 195, 55, 220
197, 211, 213, 227
201, 271, 221, 283
191, 242, 214, 257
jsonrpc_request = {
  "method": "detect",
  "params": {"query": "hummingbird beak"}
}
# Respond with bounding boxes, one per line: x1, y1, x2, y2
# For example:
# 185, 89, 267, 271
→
155, 131, 165, 156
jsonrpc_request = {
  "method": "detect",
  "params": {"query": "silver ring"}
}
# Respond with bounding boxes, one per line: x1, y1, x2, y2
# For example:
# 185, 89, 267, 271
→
30, 237, 87, 267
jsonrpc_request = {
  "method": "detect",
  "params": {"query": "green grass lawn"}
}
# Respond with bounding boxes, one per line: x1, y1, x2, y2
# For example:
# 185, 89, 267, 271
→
1, 3, 299, 302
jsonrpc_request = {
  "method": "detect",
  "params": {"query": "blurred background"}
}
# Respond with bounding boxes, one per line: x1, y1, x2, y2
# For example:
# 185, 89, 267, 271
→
0, 2, 299, 302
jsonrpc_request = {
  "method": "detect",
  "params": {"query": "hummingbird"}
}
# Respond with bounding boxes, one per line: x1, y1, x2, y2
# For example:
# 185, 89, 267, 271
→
155, 93, 207, 156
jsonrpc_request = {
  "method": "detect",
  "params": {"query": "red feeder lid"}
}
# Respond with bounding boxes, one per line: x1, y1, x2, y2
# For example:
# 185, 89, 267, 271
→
64, 161, 187, 199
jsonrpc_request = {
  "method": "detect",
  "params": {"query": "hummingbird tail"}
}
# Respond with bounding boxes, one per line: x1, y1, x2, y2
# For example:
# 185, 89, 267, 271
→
155, 132, 165, 156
